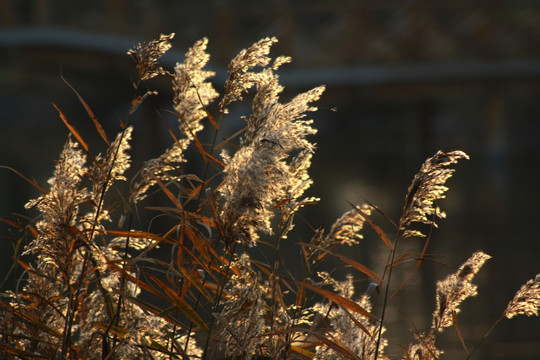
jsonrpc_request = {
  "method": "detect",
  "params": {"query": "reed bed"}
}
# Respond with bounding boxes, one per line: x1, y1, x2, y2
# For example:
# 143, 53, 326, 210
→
1, 34, 538, 360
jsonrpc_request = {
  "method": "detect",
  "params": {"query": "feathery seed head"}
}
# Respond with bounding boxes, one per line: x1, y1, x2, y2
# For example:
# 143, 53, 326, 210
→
173, 37, 218, 138
218, 39, 324, 246
400, 150, 469, 238
219, 37, 278, 114
127, 33, 174, 81
431, 251, 491, 331
219, 253, 266, 357
407, 332, 441, 360
23, 136, 89, 268
131, 38, 216, 204
327, 204, 372, 247
312, 273, 386, 359
505, 274, 540, 319
90, 126, 133, 201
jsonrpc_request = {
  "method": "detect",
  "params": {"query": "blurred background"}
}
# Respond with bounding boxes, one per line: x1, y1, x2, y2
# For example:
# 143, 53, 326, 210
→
1, 1, 540, 359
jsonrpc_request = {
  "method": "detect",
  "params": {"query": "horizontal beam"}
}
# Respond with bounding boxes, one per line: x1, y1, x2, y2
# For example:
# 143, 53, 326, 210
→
2, 28, 540, 87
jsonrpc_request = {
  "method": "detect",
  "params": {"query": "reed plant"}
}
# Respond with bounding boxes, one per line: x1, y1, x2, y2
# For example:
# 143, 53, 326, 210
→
1, 34, 538, 360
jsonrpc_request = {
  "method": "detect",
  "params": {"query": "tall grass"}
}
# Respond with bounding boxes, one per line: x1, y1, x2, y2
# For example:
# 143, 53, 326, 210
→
1, 34, 538, 360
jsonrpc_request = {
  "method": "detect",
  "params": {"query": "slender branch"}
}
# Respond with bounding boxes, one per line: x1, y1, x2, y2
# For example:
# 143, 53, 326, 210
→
466, 314, 505, 360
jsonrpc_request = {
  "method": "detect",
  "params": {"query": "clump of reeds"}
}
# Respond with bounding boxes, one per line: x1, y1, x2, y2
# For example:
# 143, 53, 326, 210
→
0, 34, 538, 360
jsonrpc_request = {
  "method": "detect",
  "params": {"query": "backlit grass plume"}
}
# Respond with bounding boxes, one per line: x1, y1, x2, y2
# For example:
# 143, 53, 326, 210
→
127, 33, 174, 82
130, 37, 217, 204
505, 274, 540, 319
218, 39, 324, 245
399, 150, 469, 238
404, 252, 490, 359
432, 251, 492, 331
311, 272, 387, 359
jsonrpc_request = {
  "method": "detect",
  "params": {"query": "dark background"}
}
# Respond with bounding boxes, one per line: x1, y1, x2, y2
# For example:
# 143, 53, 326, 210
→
1, 1, 540, 359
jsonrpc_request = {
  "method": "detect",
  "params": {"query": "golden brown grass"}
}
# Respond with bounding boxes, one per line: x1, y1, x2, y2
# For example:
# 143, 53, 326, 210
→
0, 34, 538, 360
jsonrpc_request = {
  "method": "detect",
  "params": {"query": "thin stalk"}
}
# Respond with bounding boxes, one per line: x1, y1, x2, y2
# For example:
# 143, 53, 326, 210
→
465, 314, 505, 360
108, 214, 133, 353
61, 248, 90, 358
201, 242, 238, 358
373, 230, 401, 360
183, 106, 225, 353
194, 111, 224, 209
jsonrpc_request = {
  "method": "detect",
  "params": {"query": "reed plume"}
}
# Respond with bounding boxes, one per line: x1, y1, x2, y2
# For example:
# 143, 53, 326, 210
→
505, 274, 540, 319
127, 33, 174, 81
405, 251, 490, 359
311, 272, 387, 359
218, 38, 324, 246
399, 150, 469, 238
130, 37, 217, 204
